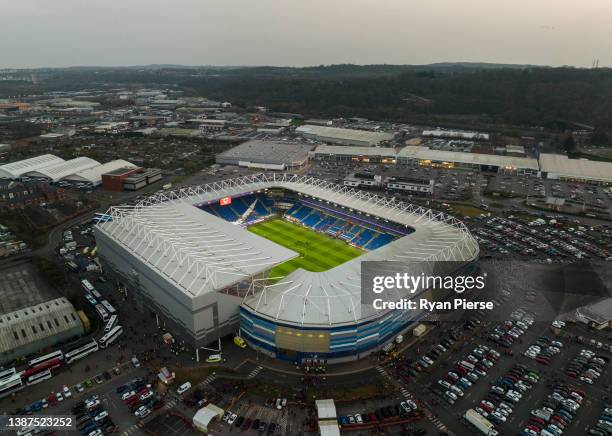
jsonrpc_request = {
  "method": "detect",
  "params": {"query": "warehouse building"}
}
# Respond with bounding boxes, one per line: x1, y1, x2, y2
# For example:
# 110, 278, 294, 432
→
397, 146, 539, 175
101, 166, 144, 191
22, 157, 101, 183
539, 153, 612, 185
422, 129, 490, 141
64, 159, 137, 187
216, 140, 313, 170
296, 125, 395, 147
0, 154, 65, 180
313, 145, 396, 164
0, 297, 85, 365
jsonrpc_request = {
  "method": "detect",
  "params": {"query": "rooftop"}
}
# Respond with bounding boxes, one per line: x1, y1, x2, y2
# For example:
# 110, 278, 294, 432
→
0, 154, 65, 179
539, 153, 612, 183
296, 125, 395, 146
217, 140, 314, 165
314, 144, 396, 157
397, 146, 539, 170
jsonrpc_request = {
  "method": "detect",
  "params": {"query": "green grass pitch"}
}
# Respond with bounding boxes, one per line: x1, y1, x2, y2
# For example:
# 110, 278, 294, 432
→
247, 219, 363, 278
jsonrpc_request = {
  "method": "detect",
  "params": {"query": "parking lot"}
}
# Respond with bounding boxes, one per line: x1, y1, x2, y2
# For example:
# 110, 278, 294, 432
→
379, 277, 611, 436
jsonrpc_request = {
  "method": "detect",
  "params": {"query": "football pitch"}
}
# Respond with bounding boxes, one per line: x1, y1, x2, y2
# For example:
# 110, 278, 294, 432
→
248, 219, 363, 278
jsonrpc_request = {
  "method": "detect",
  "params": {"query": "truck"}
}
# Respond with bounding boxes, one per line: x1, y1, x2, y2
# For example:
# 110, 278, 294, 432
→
413, 324, 426, 337
464, 409, 498, 436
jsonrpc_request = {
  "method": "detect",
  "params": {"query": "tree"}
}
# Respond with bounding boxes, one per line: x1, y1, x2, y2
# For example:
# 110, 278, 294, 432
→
562, 132, 576, 152
590, 126, 610, 146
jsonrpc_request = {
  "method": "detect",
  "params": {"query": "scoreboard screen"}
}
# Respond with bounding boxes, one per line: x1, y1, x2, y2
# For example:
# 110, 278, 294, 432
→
219, 196, 232, 206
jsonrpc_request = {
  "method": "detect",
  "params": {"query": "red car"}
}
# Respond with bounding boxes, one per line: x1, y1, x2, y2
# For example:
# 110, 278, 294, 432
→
368, 412, 377, 423
47, 395, 58, 407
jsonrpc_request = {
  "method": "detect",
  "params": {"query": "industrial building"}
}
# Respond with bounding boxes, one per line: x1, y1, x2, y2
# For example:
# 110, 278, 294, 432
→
539, 153, 612, 184
575, 298, 612, 330
101, 167, 161, 191
0, 297, 84, 365
95, 174, 478, 362
386, 176, 435, 195
64, 159, 137, 187
0, 154, 65, 180
397, 146, 539, 175
123, 168, 162, 191
22, 157, 101, 183
343, 172, 383, 188
422, 129, 490, 141
216, 140, 313, 170
296, 125, 395, 147
313, 145, 396, 164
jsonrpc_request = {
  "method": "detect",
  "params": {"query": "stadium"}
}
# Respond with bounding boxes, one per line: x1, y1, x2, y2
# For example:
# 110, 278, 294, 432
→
95, 174, 479, 363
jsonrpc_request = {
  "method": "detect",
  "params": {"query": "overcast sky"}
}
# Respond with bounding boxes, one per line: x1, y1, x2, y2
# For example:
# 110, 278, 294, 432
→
2, 0, 611, 69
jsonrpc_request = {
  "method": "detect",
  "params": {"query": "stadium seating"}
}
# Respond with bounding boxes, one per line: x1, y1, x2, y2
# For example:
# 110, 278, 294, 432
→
365, 233, 394, 250
202, 194, 399, 250
214, 205, 239, 222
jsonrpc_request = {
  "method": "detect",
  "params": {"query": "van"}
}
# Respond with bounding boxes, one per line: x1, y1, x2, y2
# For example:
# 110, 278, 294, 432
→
177, 382, 191, 395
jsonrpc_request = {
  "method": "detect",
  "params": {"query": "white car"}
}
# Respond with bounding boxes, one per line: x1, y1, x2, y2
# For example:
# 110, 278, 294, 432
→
134, 406, 150, 418
354, 413, 363, 424
227, 413, 237, 425
56, 392, 64, 402
139, 391, 153, 401
579, 376, 593, 384
400, 401, 411, 413
86, 399, 101, 410
94, 411, 108, 422
122, 391, 136, 401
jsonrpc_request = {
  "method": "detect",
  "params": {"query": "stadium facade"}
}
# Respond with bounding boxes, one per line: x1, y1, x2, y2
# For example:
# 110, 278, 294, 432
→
95, 174, 478, 362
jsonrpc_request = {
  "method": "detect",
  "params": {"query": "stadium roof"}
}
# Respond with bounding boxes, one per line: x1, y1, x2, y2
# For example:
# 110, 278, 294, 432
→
97, 197, 298, 298
216, 140, 314, 166
98, 174, 478, 327
538, 153, 612, 183
397, 146, 539, 170
0, 154, 65, 179
313, 144, 396, 157
24, 157, 101, 182
64, 159, 137, 185
296, 125, 395, 146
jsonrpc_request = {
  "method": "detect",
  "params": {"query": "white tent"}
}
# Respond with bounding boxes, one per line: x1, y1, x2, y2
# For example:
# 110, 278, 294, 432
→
193, 403, 224, 432
316, 399, 337, 419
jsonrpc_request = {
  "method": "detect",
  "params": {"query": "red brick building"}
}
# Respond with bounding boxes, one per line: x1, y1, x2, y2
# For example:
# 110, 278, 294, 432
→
101, 167, 143, 191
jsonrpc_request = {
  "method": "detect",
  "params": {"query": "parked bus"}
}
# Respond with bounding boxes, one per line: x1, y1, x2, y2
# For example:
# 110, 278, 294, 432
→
99, 325, 123, 348
65, 339, 99, 364
104, 315, 118, 333
27, 350, 64, 368
84, 293, 97, 306
23, 358, 62, 377
94, 304, 109, 322
65, 261, 79, 272
81, 279, 95, 293
0, 367, 16, 381
26, 369, 52, 386
100, 300, 116, 315
0, 373, 24, 399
